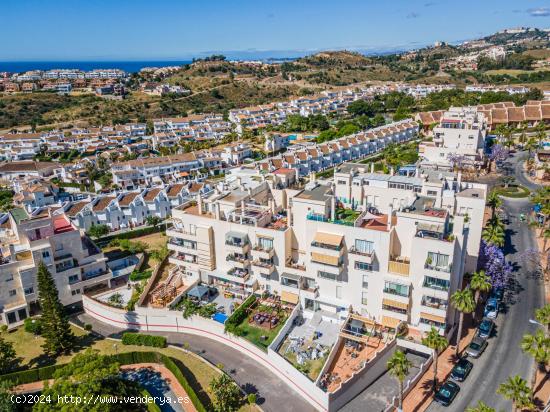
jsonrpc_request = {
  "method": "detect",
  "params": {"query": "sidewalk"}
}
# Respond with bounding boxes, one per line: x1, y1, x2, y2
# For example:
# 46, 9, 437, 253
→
402, 319, 477, 412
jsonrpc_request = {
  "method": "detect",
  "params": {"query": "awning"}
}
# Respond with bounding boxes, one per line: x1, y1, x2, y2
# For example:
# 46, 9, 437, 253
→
381, 316, 401, 329
313, 232, 343, 247
311, 252, 340, 266
281, 272, 301, 281
420, 312, 446, 324
226, 231, 248, 241
382, 298, 409, 310
281, 291, 299, 305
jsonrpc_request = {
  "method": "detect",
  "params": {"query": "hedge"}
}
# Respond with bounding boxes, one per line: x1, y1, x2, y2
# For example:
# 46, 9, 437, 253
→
0, 351, 206, 412
224, 294, 257, 334
141, 388, 162, 412
121, 332, 167, 348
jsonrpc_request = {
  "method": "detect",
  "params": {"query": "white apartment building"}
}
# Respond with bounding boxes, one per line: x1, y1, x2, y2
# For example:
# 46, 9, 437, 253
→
419, 107, 487, 170
167, 163, 486, 336
0, 208, 111, 328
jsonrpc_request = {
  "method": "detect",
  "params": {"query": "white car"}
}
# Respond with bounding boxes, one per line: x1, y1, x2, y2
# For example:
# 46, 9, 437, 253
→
484, 298, 499, 319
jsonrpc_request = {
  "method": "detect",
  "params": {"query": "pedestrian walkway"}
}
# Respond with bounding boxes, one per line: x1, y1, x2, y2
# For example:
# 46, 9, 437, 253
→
402, 321, 477, 412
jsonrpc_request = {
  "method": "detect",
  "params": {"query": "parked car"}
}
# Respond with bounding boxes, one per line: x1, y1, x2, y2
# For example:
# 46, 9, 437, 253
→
484, 298, 499, 319
434, 380, 460, 406
489, 287, 504, 302
450, 358, 473, 382
465, 336, 488, 358
476, 318, 495, 339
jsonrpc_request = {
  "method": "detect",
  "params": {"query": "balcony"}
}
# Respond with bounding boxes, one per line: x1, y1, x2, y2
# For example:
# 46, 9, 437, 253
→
424, 262, 452, 274
168, 239, 197, 255
388, 257, 410, 276
166, 227, 196, 241
285, 258, 306, 272
423, 277, 450, 292
348, 246, 375, 264
421, 296, 448, 311
251, 259, 275, 275
251, 244, 274, 259
226, 254, 250, 269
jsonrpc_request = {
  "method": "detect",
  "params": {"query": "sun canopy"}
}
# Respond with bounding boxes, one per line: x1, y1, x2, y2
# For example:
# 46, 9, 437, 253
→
313, 232, 343, 247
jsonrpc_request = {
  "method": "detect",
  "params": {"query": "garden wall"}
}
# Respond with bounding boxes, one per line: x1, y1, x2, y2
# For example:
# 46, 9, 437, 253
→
82, 295, 329, 411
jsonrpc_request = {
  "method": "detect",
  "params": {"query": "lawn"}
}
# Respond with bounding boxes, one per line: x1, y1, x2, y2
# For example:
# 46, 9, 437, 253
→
495, 185, 530, 198
232, 303, 289, 351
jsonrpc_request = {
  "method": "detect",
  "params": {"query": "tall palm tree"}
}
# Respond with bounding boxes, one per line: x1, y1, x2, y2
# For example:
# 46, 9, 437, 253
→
486, 190, 502, 219
521, 329, 550, 391
387, 350, 412, 411
421, 327, 448, 390
466, 400, 495, 412
482, 223, 505, 248
451, 287, 476, 355
497, 375, 534, 412
470, 270, 492, 307
535, 304, 550, 337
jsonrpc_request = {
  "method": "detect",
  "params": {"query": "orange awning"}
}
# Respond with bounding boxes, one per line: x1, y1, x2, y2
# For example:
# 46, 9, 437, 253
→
420, 312, 446, 323
313, 232, 343, 247
311, 252, 340, 266
281, 291, 299, 305
382, 298, 409, 310
381, 316, 401, 329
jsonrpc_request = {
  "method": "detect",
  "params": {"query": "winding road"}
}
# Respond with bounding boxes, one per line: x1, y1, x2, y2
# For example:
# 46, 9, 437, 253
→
428, 151, 545, 411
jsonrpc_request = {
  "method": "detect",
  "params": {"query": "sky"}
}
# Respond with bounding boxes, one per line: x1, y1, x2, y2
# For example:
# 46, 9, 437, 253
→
2, 0, 550, 61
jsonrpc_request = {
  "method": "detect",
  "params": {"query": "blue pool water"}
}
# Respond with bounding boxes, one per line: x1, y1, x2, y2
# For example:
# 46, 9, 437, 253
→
212, 313, 228, 324
288, 134, 297, 141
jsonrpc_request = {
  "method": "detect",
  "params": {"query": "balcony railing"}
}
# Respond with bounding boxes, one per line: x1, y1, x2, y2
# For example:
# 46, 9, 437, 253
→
311, 241, 342, 251
421, 298, 448, 310
422, 280, 450, 292
388, 258, 410, 276
225, 240, 249, 247
424, 262, 452, 273
383, 288, 410, 298
226, 255, 249, 264
252, 244, 273, 253
251, 260, 274, 269
349, 246, 374, 257
286, 258, 306, 271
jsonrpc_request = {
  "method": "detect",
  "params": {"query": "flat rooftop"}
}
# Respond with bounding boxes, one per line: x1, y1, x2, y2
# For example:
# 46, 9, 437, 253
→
295, 184, 331, 202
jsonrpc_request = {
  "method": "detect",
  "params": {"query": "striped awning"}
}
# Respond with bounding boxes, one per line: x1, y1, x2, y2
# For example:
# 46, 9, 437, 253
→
420, 312, 446, 323
311, 252, 340, 266
382, 298, 409, 310
381, 316, 401, 329
281, 291, 299, 305
313, 232, 343, 247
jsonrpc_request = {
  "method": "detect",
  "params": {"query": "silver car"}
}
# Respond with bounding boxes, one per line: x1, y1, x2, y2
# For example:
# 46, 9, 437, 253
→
465, 336, 488, 358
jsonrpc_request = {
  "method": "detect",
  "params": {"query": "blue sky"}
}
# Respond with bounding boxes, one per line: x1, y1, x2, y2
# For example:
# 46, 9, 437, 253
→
2, 0, 550, 60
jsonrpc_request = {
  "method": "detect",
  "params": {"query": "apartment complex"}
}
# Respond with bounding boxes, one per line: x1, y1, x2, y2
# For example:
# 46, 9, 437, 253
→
0, 208, 111, 328
167, 162, 486, 335
419, 107, 488, 170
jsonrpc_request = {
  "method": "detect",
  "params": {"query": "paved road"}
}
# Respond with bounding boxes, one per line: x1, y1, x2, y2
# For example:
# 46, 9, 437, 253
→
74, 313, 315, 412
427, 152, 545, 411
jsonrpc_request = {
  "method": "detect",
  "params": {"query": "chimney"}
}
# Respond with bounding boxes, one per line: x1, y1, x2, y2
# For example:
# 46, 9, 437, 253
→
363, 193, 368, 211
370, 163, 374, 173
387, 204, 393, 230
196, 193, 202, 215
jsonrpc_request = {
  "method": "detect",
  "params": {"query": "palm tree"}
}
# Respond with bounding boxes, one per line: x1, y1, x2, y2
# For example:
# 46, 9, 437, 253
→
497, 375, 534, 412
482, 222, 505, 247
421, 327, 448, 390
535, 304, 550, 337
486, 190, 502, 219
470, 270, 492, 307
466, 400, 495, 412
521, 329, 550, 391
387, 350, 412, 411
451, 287, 476, 355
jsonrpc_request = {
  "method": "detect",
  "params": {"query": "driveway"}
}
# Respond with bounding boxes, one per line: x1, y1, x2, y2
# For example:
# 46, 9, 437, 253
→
74, 313, 315, 412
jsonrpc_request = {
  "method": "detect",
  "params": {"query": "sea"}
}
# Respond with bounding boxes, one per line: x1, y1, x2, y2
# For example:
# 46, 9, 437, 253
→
0, 61, 194, 74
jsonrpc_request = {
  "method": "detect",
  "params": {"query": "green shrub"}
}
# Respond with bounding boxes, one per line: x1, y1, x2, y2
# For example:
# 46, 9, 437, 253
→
129, 269, 152, 282
121, 332, 167, 348
24, 317, 42, 335
141, 388, 162, 412
247, 393, 257, 405
84, 324, 93, 331
224, 294, 256, 334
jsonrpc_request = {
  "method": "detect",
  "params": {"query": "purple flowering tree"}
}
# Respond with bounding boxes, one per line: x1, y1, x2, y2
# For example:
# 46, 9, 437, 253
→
489, 144, 509, 163
478, 240, 512, 288
446, 153, 467, 170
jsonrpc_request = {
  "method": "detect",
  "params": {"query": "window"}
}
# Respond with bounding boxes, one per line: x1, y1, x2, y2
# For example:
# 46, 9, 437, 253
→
24, 287, 34, 295
337, 180, 347, 185
71, 289, 81, 296
68, 275, 79, 284
427, 190, 438, 196
384, 281, 409, 297
6, 312, 16, 324
361, 292, 368, 305
354, 239, 374, 254
17, 309, 27, 321
8, 290, 16, 297
258, 237, 273, 251
362, 275, 368, 289
420, 317, 445, 329
423, 276, 450, 291
42, 251, 50, 259
355, 261, 373, 271
318, 271, 339, 281
427, 252, 450, 268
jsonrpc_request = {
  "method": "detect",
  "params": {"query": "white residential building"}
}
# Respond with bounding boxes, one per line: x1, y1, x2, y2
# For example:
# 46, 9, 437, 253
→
419, 107, 487, 170
0, 208, 111, 328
